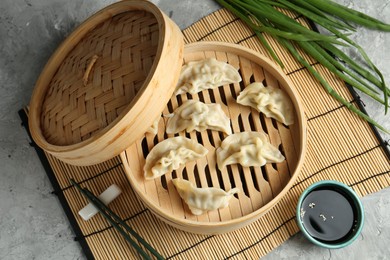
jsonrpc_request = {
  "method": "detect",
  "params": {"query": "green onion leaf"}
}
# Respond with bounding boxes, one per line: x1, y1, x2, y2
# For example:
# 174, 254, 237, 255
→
214, 0, 389, 131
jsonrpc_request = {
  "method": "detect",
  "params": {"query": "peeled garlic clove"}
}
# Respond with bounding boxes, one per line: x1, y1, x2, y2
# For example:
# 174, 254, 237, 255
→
78, 184, 122, 221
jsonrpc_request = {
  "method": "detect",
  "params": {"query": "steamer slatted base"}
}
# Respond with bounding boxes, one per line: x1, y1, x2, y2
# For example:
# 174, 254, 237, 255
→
21, 8, 390, 260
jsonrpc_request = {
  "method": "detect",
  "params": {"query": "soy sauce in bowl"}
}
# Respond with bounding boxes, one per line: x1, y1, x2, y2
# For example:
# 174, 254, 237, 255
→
297, 181, 364, 248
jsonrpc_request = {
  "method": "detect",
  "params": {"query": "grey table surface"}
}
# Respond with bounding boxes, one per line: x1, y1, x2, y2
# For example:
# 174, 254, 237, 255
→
0, 0, 389, 259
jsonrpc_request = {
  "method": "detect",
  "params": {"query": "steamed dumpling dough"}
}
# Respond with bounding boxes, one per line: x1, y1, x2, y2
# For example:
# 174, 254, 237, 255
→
144, 137, 208, 180
172, 178, 239, 215
216, 132, 285, 170
237, 82, 294, 125
166, 100, 232, 135
175, 58, 242, 95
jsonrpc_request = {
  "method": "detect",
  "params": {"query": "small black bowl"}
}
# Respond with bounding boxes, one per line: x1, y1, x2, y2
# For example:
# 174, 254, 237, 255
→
296, 180, 364, 249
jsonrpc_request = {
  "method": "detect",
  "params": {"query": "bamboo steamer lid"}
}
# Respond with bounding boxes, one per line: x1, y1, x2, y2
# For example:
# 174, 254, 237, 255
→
28, 1, 184, 166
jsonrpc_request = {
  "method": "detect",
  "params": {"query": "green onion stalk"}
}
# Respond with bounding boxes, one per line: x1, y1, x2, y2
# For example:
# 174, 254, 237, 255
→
215, 0, 390, 133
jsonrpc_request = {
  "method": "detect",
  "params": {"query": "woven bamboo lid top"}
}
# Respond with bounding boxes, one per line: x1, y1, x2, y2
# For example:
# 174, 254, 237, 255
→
41, 11, 159, 146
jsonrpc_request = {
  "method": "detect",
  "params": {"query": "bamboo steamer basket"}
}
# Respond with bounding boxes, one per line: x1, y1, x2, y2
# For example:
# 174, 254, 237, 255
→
121, 42, 307, 234
28, 1, 184, 166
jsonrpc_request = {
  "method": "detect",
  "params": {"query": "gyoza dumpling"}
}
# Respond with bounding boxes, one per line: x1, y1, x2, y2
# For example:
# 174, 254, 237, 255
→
144, 137, 208, 180
166, 100, 232, 135
216, 132, 285, 170
236, 82, 294, 125
175, 58, 242, 95
172, 178, 239, 216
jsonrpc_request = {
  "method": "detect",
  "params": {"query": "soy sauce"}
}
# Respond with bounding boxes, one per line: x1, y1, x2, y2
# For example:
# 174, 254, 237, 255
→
300, 187, 358, 244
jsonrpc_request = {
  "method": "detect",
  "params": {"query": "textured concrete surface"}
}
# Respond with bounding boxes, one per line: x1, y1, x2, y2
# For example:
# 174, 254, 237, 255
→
0, 0, 388, 259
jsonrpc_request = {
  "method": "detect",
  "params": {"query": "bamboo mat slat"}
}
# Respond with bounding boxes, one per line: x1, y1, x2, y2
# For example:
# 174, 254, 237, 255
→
21, 8, 390, 259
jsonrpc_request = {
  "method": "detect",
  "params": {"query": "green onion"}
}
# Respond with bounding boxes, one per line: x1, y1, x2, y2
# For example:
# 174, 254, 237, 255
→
214, 0, 390, 133
324, 27, 389, 113
234, 0, 344, 44
281, 0, 356, 31
307, 0, 390, 31
297, 40, 385, 104
70, 179, 164, 260
253, 0, 355, 31
279, 38, 389, 133
218, 0, 284, 67
317, 41, 384, 92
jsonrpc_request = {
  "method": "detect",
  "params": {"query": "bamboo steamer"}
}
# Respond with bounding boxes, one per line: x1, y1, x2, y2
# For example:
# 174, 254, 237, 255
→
29, 0, 306, 235
121, 42, 307, 234
28, 1, 184, 166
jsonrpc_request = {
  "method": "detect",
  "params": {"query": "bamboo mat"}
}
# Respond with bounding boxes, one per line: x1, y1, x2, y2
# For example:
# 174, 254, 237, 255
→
21, 8, 390, 260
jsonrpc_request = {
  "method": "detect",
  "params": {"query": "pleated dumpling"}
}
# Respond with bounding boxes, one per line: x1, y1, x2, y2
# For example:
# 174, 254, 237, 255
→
175, 58, 242, 95
144, 137, 208, 180
237, 82, 294, 125
216, 132, 285, 170
166, 100, 232, 135
172, 178, 239, 216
